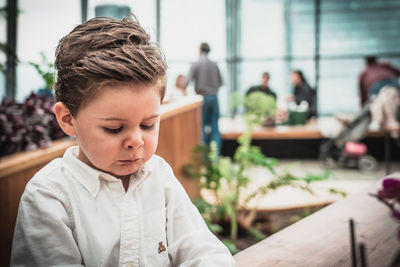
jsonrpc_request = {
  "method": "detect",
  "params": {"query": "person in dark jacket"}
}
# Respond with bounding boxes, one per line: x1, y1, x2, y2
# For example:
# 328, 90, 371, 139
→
246, 72, 277, 100
288, 70, 317, 119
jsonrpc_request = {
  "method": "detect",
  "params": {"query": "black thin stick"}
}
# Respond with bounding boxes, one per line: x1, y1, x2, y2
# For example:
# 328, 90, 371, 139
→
349, 218, 357, 267
359, 243, 367, 267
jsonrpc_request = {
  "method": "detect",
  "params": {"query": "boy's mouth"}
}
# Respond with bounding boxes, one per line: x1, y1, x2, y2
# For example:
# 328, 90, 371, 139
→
118, 159, 140, 164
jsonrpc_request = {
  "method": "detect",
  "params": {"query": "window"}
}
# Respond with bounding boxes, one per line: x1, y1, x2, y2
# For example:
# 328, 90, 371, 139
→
16, 0, 80, 101
160, 0, 227, 114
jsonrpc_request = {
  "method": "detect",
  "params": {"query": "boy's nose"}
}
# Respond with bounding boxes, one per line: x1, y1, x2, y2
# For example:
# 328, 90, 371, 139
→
124, 131, 144, 149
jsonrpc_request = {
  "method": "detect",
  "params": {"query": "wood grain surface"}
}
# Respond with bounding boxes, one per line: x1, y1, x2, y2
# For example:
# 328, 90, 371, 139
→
234, 174, 400, 267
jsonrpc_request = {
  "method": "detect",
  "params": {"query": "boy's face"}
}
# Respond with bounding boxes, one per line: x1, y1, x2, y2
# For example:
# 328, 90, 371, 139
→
69, 84, 161, 179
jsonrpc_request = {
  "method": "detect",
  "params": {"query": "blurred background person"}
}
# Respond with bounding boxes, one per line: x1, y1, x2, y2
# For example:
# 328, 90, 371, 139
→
163, 74, 187, 102
358, 56, 400, 132
175, 74, 187, 96
246, 72, 277, 100
287, 70, 317, 119
183, 42, 223, 153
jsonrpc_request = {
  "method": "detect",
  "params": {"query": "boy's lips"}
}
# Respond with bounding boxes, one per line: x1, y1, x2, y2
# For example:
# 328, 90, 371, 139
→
118, 158, 141, 164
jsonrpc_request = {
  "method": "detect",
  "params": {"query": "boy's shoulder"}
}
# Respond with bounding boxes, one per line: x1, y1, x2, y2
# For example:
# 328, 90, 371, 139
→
25, 158, 70, 195
31, 158, 65, 181
148, 154, 169, 168
147, 154, 176, 183
148, 155, 173, 176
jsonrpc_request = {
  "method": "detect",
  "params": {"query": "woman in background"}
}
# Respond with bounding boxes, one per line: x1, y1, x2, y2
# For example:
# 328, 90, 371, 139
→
288, 70, 317, 118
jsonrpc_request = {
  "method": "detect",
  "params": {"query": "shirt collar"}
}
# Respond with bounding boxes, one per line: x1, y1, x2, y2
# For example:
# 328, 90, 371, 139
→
63, 146, 151, 197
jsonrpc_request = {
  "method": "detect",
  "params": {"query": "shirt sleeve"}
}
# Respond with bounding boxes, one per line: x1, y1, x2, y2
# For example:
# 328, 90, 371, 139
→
11, 180, 83, 266
162, 164, 235, 267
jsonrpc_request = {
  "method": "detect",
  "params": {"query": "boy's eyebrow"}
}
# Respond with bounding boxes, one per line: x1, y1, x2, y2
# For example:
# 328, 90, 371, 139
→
98, 113, 160, 121
144, 114, 161, 120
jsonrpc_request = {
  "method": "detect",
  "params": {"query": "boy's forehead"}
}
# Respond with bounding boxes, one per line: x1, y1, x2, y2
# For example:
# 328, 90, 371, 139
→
77, 84, 161, 116
90, 80, 161, 96
88, 81, 159, 100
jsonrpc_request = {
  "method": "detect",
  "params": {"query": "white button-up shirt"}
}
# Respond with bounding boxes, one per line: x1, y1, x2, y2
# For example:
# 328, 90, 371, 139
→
11, 146, 234, 267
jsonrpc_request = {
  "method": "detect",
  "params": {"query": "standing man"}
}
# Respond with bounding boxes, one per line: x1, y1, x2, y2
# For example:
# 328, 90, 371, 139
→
184, 42, 223, 152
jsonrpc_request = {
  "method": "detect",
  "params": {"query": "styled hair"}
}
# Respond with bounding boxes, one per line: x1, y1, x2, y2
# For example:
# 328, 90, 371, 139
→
292, 69, 308, 85
200, 42, 210, 54
54, 16, 167, 116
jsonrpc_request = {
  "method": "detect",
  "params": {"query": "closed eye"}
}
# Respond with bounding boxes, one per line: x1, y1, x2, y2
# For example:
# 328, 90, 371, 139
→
141, 124, 156, 130
103, 127, 123, 134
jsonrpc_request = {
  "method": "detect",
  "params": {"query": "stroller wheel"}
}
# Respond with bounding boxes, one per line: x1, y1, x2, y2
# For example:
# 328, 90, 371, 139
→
323, 157, 336, 169
358, 155, 378, 172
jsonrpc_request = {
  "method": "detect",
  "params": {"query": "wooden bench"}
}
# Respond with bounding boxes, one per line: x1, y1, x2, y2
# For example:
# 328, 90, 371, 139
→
234, 173, 400, 266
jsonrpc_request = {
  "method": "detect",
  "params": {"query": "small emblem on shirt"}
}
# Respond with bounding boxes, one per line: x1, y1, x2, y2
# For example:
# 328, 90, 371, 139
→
158, 241, 166, 254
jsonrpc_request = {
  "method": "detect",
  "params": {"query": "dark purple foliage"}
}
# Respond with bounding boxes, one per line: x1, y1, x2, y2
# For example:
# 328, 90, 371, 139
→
0, 92, 66, 157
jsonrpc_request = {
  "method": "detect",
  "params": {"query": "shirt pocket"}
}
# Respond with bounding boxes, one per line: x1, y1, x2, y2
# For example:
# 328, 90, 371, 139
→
143, 207, 170, 266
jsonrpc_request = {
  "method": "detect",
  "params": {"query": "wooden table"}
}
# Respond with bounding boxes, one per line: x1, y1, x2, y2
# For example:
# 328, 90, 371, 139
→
219, 116, 385, 140
220, 116, 396, 168
234, 173, 400, 267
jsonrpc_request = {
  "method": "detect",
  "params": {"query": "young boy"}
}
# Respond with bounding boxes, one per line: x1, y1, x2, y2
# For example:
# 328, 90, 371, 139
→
11, 17, 234, 266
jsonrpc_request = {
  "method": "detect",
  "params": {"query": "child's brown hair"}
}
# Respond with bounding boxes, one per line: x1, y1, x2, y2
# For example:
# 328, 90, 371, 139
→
54, 16, 167, 116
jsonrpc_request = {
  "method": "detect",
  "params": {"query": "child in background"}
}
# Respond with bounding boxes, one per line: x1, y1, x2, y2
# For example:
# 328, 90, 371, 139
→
11, 17, 234, 267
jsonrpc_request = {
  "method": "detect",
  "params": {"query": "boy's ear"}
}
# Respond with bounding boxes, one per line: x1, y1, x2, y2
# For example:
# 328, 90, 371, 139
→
54, 102, 76, 137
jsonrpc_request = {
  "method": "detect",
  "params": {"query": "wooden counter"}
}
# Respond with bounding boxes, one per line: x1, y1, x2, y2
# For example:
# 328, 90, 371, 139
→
157, 95, 203, 199
0, 95, 202, 266
234, 173, 400, 267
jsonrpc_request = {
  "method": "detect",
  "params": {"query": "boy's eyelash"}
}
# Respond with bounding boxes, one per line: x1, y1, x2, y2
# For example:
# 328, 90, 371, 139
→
103, 124, 156, 133
141, 123, 155, 130
103, 127, 123, 134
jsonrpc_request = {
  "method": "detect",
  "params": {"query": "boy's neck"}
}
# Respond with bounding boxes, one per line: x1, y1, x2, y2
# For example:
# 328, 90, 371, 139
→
121, 176, 130, 192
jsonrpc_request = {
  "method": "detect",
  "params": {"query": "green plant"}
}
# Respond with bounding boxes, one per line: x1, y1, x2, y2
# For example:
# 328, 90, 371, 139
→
186, 92, 334, 253
244, 91, 276, 120
29, 52, 55, 90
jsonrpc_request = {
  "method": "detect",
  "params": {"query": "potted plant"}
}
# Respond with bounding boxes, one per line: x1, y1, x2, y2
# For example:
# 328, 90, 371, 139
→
0, 92, 65, 157
185, 92, 337, 253
244, 91, 276, 127
29, 52, 55, 97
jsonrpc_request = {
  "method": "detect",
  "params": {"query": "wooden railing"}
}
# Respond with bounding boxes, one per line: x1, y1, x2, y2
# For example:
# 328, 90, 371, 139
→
234, 173, 400, 267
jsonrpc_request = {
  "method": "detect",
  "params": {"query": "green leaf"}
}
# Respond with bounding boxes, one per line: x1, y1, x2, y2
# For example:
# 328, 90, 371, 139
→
221, 239, 240, 255
300, 171, 332, 184
248, 226, 267, 242
28, 52, 56, 89
329, 188, 347, 197
208, 223, 223, 234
